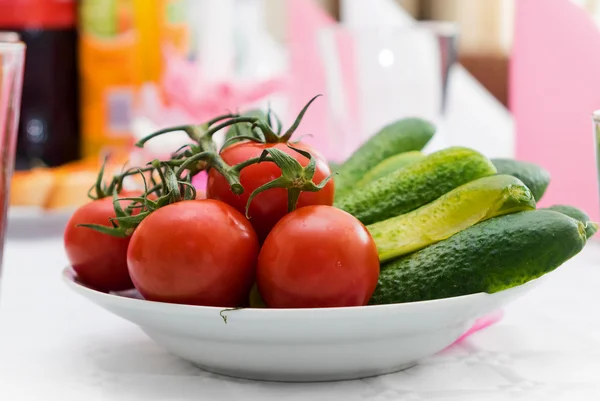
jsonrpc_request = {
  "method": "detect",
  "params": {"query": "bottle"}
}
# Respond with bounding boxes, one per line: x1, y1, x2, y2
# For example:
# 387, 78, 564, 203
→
0, 0, 80, 170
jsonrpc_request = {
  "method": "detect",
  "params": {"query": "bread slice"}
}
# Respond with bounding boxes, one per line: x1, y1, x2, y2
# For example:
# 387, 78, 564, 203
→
10, 169, 56, 208
44, 169, 98, 210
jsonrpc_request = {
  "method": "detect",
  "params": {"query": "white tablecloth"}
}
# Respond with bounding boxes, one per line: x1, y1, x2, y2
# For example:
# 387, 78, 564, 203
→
1, 233, 600, 401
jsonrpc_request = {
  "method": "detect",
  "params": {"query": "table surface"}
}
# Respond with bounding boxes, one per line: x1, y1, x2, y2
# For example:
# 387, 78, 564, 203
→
1, 232, 600, 401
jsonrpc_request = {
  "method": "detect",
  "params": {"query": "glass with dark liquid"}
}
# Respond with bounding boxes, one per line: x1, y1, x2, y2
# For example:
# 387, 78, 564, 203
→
0, 37, 25, 291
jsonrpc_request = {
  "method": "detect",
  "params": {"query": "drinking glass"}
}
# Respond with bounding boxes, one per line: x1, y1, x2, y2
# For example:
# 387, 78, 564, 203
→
0, 36, 26, 290
593, 111, 600, 205
317, 22, 458, 162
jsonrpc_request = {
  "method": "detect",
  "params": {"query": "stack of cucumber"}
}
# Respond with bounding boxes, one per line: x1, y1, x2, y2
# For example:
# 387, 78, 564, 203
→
333, 118, 597, 305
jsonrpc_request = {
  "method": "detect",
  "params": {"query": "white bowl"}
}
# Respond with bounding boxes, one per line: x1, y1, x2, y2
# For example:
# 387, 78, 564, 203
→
62, 267, 536, 382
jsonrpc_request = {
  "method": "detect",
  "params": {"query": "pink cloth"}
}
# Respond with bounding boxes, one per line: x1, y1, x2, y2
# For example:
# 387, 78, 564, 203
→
511, 0, 600, 221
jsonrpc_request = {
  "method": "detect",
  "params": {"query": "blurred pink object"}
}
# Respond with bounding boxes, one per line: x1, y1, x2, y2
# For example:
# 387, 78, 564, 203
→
160, 46, 286, 122
0, 40, 25, 283
192, 172, 208, 193
511, 0, 600, 221
450, 310, 505, 347
132, 45, 286, 162
287, 0, 340, 161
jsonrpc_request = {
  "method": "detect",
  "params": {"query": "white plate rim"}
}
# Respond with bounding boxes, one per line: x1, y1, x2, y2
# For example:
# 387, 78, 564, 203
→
62, 266, 536, 316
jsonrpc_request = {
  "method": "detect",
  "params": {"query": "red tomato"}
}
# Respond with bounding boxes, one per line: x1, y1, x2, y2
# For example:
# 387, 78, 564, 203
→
206, 142, 335, 241
257, 205, 380, 308
127, 199, 259, 307
64, 197, 135, 292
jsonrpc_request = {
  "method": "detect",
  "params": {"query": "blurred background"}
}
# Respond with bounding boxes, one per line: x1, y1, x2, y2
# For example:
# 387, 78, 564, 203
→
2, 0, 600, 225
269, 0, 514, 106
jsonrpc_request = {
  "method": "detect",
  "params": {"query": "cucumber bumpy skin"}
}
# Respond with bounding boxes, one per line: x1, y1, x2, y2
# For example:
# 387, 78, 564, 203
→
544, 204, 598, 239
370, 210, 588, 305
334, 118, 435, 199
356, 151, 425, 188
335, 147, 497, 225
368, 174, 536, 262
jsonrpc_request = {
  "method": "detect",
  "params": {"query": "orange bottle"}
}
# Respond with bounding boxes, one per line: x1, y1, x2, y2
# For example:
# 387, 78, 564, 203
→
79, 0, 146, 158
79, 0, 193, 158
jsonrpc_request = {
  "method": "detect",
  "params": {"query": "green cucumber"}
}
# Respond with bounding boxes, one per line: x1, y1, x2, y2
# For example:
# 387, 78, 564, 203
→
356, 151, 425, 188
369, 210, 587, 305
544, 204, 598, 238
328, 161, 341, 172
335, 147, 497, 225
368, 175, 536, 262
334, 118, 435, 199
491, 158, 551, 201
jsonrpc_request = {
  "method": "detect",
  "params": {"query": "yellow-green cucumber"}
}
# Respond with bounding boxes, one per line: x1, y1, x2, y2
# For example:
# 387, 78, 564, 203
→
335, 147, 497, 225
368, 175, 536, 262
491, 158, 550, 201
334, 118, 435, 199
356, 151, 425, 188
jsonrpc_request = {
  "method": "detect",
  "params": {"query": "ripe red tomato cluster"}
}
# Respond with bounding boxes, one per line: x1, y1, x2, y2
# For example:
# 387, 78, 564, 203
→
64, 139, 380, 308
207, 141, 335, 241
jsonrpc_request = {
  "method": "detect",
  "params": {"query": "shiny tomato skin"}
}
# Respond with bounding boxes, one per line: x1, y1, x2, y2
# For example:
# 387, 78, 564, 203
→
127, 199, 259, 307
206, 141, 334, 241
257, 205, 380, 308
64, 197, 134, 292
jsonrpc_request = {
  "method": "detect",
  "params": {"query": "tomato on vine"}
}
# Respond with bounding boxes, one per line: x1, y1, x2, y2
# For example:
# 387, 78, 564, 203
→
257, 205, 380, 308
127, 200, 259, 307
207, 96, 335, 241
64, 191, 143, 292
67, 98, 339, 306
